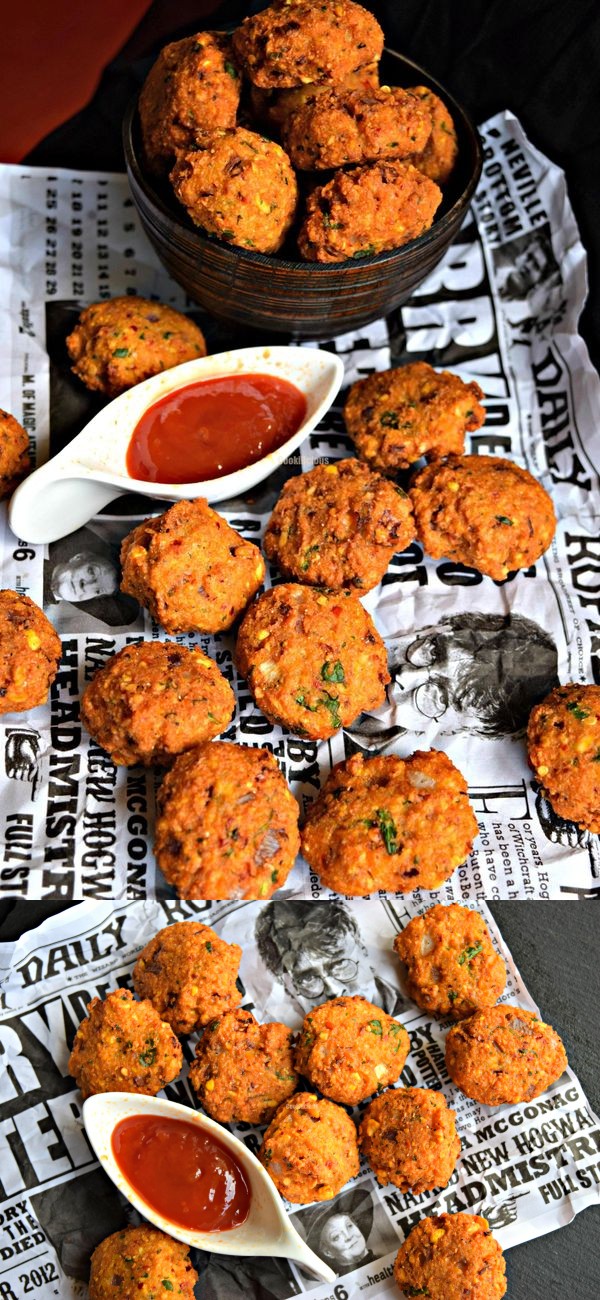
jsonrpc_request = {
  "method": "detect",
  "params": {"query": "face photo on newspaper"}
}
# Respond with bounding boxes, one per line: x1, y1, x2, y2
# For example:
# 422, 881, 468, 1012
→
349, 607, 559, 746
0, 108, 600, 907
42, 518, 145, 635
0, 899, 597, 1300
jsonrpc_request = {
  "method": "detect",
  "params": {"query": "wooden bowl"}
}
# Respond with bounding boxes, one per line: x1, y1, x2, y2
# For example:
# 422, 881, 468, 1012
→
123, 48, 482, 339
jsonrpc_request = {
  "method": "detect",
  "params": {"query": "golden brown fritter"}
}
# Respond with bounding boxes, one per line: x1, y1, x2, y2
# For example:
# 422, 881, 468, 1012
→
120, 498, 265, 634
409, 85, 459, 184
189, 1008, 298, 1123
344, 362, 485, 472
249, 62, 379, 131
294, 996, 409, 1104
171, 128, 298, 254
0, 590, 61, 715
89, 1226, 198, 1300
301, 750, 478, 895
263, 458, 415, 590
154, 741, 300, 900
394, 904, 506, 1020
68, 989, 183, 1100
66, 297, 207, 398
139, 31, 241, 177
394, 1214, 507, 1300
527, 683, 600, 833
410, 454, 557, 580
236, 583, 389, 739
80, 641, 234, 766
232, 0, 383, 89
0, 410, 30, 498
298, 159, 442, 262
360, 1087, 460, 1192
259, 1092, 359, 1204
445, 1004, 568, 1106
282, 85, 432, 170
132, 921, 242, 1034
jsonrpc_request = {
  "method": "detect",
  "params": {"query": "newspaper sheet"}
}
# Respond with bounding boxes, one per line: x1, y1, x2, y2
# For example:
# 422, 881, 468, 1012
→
0, 111, 599, 900
0, 899, 598, 1299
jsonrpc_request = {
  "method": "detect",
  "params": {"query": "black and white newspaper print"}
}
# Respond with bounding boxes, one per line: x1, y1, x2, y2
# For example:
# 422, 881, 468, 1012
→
0, 111, 599, 899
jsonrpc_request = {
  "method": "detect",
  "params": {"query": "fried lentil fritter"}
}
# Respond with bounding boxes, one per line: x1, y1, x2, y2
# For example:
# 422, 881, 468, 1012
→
236, 583, 389, 739
0, 590, 61, 715
189, 1008, 298, 1123
132, 921, 242, 1034
232, 0, 384, 89
360, 1086, 460, 1192
527, 683, 600, 833
394, 904, 506, 1020
445, 1004, 568, 1106
394, 1213, 507, 1300
139, 31, 241, 176
263, 458, 415, 590
249, 61, 379, 130
89, 1226, 198, 1300
120, 498, 265, 634
68, 989, 183, 1099
66, 297, 207, 398
0, 410, 30, 498
282, 85, 432, 170
81, 641, 235, 766
344, 362, 485, 472
154, 741, 300, 899
301, 750, 478, 895
259, 1091, 359, 1203
410, 454, 556, 580
298, 159, 442, 262
294, 995, 409, 1104
171, 128, 298, 254
409, 85, 459, 184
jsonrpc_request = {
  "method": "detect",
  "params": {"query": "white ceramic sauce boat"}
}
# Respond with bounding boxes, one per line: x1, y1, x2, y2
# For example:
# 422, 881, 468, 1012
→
9, 344, 344, 544
83, 1091, 337, 1284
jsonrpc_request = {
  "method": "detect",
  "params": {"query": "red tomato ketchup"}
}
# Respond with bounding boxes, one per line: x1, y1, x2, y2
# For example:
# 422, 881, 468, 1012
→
126, 372, 307, 483
111, 1115, 251, 1232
